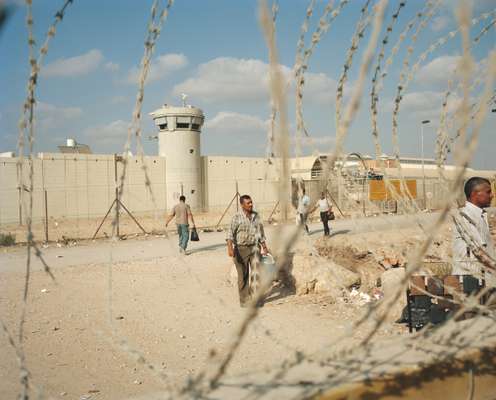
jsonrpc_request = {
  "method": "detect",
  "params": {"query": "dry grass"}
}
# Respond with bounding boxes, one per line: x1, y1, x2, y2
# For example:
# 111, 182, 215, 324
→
6, 1, 496, 399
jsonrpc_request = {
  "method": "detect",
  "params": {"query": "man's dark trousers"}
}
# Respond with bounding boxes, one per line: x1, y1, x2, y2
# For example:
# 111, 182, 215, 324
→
320, 211, 330, 236
234, 245, 254, 305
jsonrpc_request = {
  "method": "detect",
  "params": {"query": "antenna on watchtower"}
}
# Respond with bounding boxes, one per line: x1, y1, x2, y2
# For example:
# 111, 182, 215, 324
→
181, 93, 188, 107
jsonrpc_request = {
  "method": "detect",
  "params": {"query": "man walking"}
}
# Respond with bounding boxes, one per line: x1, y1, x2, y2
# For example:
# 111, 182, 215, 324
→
453, 177, 495, 286
166, 195, 196, 255
297, 188, 310, 234
227, 195, 268, 307
311, 192, 332, 236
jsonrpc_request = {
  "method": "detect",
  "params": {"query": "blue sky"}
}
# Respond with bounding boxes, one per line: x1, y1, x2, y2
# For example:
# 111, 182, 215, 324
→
1, 0, 495, 168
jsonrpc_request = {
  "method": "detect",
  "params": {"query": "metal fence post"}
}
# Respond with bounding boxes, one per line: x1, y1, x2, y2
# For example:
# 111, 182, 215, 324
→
44, 189, 49, 243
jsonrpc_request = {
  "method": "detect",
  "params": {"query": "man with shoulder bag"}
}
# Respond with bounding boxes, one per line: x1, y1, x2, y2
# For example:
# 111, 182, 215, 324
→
310, 192, 333, 236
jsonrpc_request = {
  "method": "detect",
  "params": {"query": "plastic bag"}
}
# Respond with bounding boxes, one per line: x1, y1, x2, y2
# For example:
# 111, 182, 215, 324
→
190, 227, 199, 241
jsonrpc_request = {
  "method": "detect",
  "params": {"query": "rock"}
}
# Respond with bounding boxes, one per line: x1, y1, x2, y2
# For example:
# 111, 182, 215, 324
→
291, 244, 360, 298
379, 268, 407, 322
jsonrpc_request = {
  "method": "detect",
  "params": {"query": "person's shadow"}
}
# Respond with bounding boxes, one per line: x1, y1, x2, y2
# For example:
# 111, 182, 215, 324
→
309, 228, 350, 237
186, 242, 225, 255
261, 252, 296, 305
263, 281, 296, 304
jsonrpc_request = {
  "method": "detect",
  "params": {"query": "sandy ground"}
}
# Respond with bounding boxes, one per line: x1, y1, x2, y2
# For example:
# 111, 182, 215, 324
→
0, 211, 484, 400
0, 206, 296, 245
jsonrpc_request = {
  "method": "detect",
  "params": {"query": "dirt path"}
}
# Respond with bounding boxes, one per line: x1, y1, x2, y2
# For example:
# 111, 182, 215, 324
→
0, 213, 435, 400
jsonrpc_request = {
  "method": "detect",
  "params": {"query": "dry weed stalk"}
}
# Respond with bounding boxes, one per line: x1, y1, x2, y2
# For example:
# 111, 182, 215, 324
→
116, 0, 174, 237
435, 65, 489, 178
105, 0, 173, 367
390, 8, 496, 158
369, 0, 425, 169
188, 1, 294, 393
335, 0, 372, 130
15, 2, 74, 399
17, 0, 73, 337
289, 4, 496, 367
375, 1, 439, 94
370, 2, 439, 210
322, 0, 388, 190
293, 0, 316, 163
294, 0, 349, 162
1, 317, 35, 400
387, 2, 440, 210
361, 0, 410, 214
354, 37, 496, 348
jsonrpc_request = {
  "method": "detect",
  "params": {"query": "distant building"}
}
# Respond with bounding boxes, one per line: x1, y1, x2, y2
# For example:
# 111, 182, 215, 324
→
58, 138, 92, 154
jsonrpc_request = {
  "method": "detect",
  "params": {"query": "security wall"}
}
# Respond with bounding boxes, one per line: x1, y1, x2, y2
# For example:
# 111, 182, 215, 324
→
1, 154, 284, 226
0, 154, 167, 225
202, 156, 282, 212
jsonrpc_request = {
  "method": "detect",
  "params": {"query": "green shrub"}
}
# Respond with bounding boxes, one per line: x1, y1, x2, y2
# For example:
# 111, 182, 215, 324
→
0, 233, 16, 246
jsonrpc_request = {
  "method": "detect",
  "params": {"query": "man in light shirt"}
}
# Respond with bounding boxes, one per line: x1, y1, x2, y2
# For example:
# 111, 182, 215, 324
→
297, 188, 310, 234
166, 195, 196, 255
310, 192, 332, 236
226, 195, 268, 307
452, 177, 495, 286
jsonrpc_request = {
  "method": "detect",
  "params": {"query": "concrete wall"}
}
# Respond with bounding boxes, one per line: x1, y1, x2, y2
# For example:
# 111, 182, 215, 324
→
202, 156, 282, 212
1, 154, 284, 226
3, 152, 495, 226
0, 154, 167, 225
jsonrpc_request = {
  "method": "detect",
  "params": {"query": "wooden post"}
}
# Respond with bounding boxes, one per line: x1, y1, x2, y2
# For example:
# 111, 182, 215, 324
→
44, 189, 49, 243
18, 186, 23, 225
114, 154, 120, 238
235, 181, 239, 211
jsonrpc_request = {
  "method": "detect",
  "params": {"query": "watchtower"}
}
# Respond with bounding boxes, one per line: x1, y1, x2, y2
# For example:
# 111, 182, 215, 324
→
150, 97, 205, 209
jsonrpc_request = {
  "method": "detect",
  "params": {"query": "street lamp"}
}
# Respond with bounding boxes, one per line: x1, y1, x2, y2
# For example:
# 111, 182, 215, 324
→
420, 119, 430, 209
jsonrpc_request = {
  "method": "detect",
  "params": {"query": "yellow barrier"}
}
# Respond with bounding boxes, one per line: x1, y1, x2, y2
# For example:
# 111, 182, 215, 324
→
369, 179, 417, 201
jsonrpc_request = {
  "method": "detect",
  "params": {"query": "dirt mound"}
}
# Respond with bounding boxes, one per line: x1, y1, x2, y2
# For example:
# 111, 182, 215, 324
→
314, 224, 453, 292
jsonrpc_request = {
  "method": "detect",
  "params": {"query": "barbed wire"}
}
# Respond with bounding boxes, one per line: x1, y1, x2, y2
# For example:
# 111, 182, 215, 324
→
6, 2, 496, 399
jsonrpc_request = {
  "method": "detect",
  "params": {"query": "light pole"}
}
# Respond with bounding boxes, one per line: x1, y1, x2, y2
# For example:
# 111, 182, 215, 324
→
420, 119, 430, 209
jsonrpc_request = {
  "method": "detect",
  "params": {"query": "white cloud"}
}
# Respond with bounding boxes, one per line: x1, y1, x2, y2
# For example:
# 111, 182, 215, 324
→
173, 57, 338, 106
174, 58, 271, 103
41, 49, 104, 77
36, 101, 83, 130
125, 53, 188, 84
416, 55, 460, 87
400, 91, 462, 120
416, 55, 487, 90
204, 111, 269, 136
104, 61, 120, 72
83, 120, 129, 145
431, 16, 450, 32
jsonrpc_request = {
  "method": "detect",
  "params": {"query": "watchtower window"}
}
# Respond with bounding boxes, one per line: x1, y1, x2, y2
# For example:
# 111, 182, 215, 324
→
155, 116, 167, 130
176, 116, 191, 129
191, 123, 200, 130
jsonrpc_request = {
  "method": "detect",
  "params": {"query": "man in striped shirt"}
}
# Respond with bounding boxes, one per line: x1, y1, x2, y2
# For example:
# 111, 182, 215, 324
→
452, 177, 495, 286
227, 194, 268, 307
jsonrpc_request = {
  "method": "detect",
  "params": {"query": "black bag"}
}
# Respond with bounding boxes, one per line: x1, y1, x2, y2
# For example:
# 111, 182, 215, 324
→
328, 210, 335, 220
190, 227, 200, 241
